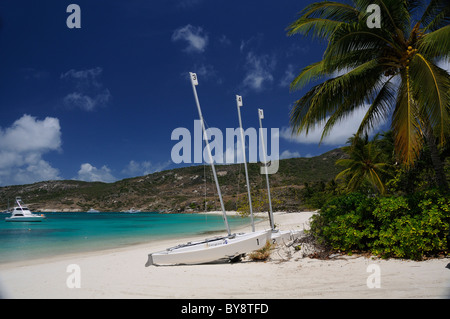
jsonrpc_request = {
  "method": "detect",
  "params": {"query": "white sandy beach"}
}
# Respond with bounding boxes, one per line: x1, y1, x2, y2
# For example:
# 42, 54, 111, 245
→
0, 211, 449, 299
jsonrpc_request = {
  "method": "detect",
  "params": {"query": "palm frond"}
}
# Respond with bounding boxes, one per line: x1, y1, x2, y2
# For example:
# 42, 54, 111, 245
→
287, 1, 360, 40
368, 168, 386, 194
290, 61, 327, 92
323, 47, 380, 72
287, 18, 345, 41
324, 22, 403, 59
355, 78, 397, 139
391, 69, 423, 166
417, 25, 450, 60
353, 0, 411, 37
290, 59, 386, 140
335, 133, 393, 193
419, 0, 450, 32
410, 53, 450, 145
287, 0, 449, 170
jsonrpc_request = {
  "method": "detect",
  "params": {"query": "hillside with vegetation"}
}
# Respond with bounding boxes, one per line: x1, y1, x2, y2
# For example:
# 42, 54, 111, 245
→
0, 149, 346, 213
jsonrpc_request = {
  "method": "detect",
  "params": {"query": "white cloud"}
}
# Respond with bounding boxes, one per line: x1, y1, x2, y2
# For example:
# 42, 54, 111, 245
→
279, 64, 295, 88
280, 106, 387, 146
437, 59, 450, 72
242, 52, 275, 91
63, 89, 111, 111
280, 150, 301, 159
61, 67, 103, 88
224, 142, 245, 164
172, 24, 208, 53
75, 163, 116, 183
239, 34, 264, 53
12, 160, 61, 186
61, 67, 111, 111
121, 160, 171, 177
0, 114, 62, 185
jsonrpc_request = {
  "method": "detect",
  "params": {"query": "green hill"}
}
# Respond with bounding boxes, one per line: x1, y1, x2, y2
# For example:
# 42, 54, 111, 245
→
0, 149, 346, 212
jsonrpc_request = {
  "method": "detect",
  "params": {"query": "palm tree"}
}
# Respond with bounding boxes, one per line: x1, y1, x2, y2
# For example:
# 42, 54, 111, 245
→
336, 134, 392, 194
286, 0, 449, 189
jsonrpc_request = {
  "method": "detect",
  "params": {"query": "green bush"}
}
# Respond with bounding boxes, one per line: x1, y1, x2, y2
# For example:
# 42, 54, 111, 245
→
309, 190, 450, 260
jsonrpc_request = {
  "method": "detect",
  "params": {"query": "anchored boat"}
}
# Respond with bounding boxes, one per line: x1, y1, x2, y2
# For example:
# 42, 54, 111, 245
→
5, 197, 45, 222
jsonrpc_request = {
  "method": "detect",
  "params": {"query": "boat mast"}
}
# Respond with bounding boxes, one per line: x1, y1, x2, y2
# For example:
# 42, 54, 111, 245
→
189, 72, 231, 236
258, 109, 275, 231
236, 95, 255, 232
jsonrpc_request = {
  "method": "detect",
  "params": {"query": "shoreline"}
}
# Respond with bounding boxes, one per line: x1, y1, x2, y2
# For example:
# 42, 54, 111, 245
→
0, 210, 260, 266
0, 211, 295, 268
0, 211, 449, 299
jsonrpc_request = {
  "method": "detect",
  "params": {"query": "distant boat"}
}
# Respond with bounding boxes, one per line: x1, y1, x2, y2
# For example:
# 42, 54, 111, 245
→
126, 208, 141, 213
87, 208, 100, 213
5, 197, 46, 222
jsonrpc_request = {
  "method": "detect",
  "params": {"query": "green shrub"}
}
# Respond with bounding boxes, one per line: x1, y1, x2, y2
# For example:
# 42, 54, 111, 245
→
309, 190, 450, 260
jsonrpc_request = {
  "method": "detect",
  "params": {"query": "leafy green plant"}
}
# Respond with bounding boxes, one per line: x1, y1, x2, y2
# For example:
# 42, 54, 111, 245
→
309, 189, 450, 260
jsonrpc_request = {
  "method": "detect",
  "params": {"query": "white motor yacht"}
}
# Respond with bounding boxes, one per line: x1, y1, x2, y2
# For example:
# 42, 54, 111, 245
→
5, 197, 46, 222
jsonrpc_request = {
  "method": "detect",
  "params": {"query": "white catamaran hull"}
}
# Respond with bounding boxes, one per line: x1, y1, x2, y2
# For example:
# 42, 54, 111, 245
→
146, 230, 271, 266
270, 229, 303, 244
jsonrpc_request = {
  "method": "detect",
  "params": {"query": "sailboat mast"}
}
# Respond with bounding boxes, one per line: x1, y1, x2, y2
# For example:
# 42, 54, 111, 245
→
236, 95, 255, 232
258, 109, 275, 230
189, 72, 231, 236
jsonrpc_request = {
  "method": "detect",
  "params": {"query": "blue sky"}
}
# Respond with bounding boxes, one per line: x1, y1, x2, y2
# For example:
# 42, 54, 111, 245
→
0, 0, 389, 186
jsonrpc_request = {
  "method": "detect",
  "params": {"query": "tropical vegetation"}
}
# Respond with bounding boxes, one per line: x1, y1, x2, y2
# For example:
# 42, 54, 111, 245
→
287, 0, 449, 189
286, 0, 450, 260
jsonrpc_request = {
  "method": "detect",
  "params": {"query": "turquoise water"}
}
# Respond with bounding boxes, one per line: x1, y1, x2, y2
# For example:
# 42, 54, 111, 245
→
0, 212, 253, 264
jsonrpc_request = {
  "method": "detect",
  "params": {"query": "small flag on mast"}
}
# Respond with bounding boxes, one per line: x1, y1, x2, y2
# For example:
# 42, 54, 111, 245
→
258, 108, 264, 119
236, 95, 243, 107
189, 72, 198, 85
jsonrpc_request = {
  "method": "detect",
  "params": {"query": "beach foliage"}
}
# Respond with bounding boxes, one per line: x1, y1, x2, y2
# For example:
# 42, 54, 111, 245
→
249, 240, 275, 261
286, 0, 450, 260
309, 189, 450, 260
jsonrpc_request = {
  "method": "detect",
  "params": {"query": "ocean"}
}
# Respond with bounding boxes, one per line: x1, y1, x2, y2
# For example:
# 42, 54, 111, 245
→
0, 212, 254, 264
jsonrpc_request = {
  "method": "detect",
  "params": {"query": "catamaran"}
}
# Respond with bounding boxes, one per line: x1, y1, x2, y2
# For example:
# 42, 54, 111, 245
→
5, 197, 46, 222
145, 73, 270, 266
